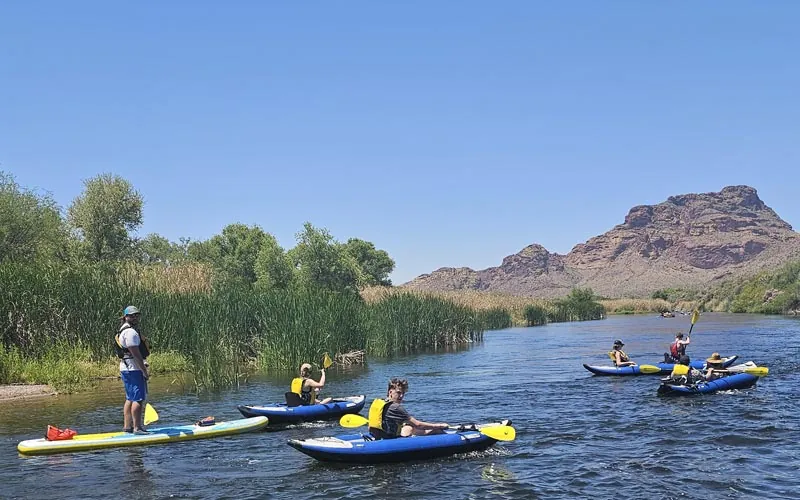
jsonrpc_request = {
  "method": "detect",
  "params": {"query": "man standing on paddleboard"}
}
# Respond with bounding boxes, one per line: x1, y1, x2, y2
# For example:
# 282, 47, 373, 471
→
115, 306, 150, 434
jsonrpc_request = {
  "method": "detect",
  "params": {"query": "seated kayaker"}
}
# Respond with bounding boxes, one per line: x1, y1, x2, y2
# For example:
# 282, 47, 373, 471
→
664, 332, 690, 363
290, 363, 332, 405
668, 355, 702, 385
608, 339, 636, 367
368, 377, 449, 440
704, 353, 727, 381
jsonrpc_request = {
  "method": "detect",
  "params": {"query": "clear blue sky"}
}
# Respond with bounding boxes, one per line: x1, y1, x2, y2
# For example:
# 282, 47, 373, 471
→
1, 1, 797, 284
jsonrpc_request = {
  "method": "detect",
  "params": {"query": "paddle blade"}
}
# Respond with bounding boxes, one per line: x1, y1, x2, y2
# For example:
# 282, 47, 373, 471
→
322, 352, 333, 369
339, 414, 369, 428
480, 425, 516, 441
691, 309, 700, 325
144, 404, 159, 426
639, 365, 663, 374
744, 366, 769, 377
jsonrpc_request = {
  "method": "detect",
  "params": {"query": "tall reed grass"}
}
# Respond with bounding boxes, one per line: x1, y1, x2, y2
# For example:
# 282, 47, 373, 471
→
1, 262, 487, 391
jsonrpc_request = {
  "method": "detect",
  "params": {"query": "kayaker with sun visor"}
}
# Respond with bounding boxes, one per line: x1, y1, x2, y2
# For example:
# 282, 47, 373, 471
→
609, 339, 636, 367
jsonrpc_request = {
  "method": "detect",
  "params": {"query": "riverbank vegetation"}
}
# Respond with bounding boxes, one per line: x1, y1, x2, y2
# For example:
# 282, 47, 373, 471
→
0, 171, 488, 391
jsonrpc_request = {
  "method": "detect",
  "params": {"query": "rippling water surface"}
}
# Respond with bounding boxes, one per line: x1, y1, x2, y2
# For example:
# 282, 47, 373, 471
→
2, 313, 799, 499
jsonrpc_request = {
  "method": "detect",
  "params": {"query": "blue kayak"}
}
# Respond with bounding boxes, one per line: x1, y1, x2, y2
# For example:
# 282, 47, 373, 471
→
657, 372, 759, 396
287, 420, 512, 464
584, 355, 738, 376
238, 395, 365, 425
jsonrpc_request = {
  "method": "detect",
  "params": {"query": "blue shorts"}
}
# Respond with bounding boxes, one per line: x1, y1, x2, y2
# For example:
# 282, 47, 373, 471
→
121, 370, 147, 402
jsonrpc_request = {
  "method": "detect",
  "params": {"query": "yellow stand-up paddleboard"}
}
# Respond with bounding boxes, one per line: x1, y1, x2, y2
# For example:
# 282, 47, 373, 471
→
17, 416, 268, 455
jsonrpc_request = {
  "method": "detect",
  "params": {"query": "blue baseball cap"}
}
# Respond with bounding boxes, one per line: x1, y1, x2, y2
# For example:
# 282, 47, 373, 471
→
123, 306, 141, 316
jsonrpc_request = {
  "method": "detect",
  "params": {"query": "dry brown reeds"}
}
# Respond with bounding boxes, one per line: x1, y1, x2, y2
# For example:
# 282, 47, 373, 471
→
118, 262, 213, 294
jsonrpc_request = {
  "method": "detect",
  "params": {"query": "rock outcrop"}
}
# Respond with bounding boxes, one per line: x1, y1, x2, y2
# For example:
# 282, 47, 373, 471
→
403, 186, 800, 298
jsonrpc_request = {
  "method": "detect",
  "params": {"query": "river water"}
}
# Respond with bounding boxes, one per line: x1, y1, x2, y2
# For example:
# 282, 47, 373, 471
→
1, 313, 799, 499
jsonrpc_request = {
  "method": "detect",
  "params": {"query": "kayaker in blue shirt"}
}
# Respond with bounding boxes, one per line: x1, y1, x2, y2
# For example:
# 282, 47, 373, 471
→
610, 339, 636, 367
368, 378, 449, 439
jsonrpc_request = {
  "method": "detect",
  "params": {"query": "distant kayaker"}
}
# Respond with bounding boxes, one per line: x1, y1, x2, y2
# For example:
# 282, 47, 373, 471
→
610, 339, 636, 367
664, 332, 691, 363
704, 353, 727, 381
368, 377, 449, 439
291, 363, 332, 405
115, 305, 150, 434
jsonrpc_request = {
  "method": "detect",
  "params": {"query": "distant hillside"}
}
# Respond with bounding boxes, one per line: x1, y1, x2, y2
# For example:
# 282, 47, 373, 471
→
404, 186, 800, 298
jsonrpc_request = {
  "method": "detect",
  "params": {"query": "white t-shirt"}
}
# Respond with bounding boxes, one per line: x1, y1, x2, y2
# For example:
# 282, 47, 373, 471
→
118, 324, 142, 372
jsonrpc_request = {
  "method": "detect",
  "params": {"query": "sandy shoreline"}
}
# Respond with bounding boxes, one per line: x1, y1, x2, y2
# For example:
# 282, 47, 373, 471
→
0, 384, 57, 401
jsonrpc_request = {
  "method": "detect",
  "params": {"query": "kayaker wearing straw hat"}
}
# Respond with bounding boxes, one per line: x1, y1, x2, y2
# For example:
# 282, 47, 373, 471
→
704, 352, 726, 381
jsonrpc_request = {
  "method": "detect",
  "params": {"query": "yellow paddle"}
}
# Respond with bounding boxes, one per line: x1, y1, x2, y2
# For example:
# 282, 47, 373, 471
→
144, 403, 159, 425
639, 365, 663, 374
322, 353, 333, 370
726, 365, 769, 377
338, 414, 516, 441
688, 309, 700, 336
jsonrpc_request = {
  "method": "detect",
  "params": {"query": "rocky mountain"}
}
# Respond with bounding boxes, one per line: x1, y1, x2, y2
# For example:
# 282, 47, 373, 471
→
403, 186, 800, 298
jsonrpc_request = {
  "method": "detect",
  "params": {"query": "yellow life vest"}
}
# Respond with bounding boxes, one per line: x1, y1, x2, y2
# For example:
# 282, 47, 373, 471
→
608, 350, 629, 365
671, 364, 689, 377
291, 377, 315, 404
368, 398, 387, 430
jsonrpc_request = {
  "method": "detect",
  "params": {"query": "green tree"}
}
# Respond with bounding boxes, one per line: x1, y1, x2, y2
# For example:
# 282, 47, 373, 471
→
136, 233, 189, 264
0, 171, 69, 263
290, 223, 360, 294
188, 223, 268, 285
254, 234, 294, 289
67, 173, 143, 261
342, 238, 395, 286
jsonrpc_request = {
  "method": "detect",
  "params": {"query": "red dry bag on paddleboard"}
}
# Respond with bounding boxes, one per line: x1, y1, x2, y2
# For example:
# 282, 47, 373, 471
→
46, 425, 77, 441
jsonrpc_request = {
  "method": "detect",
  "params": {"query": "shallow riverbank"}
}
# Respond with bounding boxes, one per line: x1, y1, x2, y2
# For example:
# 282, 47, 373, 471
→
0, 384, 56, 401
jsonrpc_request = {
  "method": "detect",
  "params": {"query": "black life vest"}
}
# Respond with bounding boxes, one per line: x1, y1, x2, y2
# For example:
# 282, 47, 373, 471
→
291, 377, 315, 405
114, 323, 150, 361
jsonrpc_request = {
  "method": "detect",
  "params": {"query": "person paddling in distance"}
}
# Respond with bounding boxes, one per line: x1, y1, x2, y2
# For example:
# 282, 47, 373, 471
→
368, 378, 449, 439
291, 363, 332, 405
664, 332, 691, 363
115, 306, 150, 434
609, 339, 636, 367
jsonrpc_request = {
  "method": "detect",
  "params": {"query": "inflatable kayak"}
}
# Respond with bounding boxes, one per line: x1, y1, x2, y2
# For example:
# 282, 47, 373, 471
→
17, 416, 268, 455
238, 395, 366, 424
288, 420, 512, 464
584, 355, 738, 376
657, 372, 759, 396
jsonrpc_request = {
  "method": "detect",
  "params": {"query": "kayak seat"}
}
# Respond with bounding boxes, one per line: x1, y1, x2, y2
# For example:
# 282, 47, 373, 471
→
285, 392, 304, 407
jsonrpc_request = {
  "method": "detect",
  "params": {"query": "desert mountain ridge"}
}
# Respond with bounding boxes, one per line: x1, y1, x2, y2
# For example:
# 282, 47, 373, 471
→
403, 186, 800, 298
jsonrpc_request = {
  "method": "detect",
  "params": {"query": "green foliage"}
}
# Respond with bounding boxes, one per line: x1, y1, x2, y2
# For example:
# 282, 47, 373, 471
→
524, 304, 548, 326
0, 171, 69, 263
290, 223, 360, 294
188, 223, 271, 286
68, 173, 143, 261
136, 234, 190, 265
549, 288, 605, 322
0, 260, 484, 391
479, 308, 513, 330
342, 238, 395, 286
716, 260, 800, 314
651, 289, 669, 300
254, 233, 294, 290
